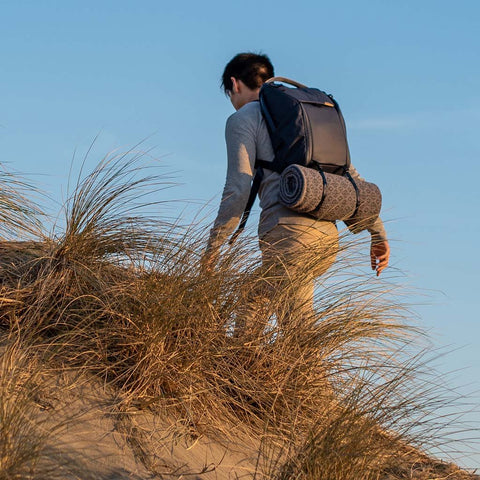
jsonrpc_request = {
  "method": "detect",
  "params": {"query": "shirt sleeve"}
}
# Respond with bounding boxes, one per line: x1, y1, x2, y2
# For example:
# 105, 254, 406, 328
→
347, 163, 388, 244
207, 111, 257, 252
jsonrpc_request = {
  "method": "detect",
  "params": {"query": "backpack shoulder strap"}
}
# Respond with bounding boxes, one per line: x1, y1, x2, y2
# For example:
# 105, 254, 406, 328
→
228, 166, 264, 245
256, 158, 281, 173
229, 78, 308, 244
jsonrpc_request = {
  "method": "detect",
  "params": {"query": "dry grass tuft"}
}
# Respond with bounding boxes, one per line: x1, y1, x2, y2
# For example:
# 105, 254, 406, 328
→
0, 165, 43, 240
0, 334, 49, 479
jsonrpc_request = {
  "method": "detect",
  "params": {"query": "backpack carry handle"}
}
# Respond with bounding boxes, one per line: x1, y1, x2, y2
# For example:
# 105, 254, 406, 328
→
265, 77, 307, 89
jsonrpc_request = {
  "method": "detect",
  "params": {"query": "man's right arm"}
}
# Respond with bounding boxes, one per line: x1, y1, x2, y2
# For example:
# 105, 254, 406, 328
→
204, 111, 257, 264
348, 163, 387, 244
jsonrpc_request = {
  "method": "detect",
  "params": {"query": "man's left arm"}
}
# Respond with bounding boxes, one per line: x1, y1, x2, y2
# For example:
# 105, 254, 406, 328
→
348, 164, 390, 276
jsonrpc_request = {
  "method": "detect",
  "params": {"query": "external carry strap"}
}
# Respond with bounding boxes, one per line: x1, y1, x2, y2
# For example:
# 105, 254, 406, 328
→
265, 77, 307, 88
344, 170, 361, 219
228, 166, 264, 245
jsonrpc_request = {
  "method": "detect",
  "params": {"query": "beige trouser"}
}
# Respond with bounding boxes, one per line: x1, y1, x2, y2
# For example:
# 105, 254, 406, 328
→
234, 221, 339, 339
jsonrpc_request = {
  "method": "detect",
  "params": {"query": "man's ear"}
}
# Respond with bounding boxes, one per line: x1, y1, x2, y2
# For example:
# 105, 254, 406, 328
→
230, 77, 240, 93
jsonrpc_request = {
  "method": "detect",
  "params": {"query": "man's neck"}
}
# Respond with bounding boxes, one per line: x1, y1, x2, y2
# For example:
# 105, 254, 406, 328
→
236, 89, 260, 110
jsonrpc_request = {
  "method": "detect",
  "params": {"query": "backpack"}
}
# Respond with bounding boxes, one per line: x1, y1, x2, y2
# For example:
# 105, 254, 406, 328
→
229, 77, 380, 244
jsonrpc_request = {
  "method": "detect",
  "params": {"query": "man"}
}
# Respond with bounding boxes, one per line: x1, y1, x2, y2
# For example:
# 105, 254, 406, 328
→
204, 53, 389, 331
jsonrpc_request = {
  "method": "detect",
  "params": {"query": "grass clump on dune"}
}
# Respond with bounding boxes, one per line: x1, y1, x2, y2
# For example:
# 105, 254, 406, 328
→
0, 153, 477, 479
0, 334, 50, 479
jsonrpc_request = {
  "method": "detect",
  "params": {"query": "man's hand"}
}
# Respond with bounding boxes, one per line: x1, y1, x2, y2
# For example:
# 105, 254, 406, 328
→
370, 240, 390, 276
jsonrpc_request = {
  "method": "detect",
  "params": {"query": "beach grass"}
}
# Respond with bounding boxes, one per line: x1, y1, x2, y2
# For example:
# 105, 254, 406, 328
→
0, 154, 477, 479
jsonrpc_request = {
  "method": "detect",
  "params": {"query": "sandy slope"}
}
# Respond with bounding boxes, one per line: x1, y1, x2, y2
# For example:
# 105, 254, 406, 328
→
31, 372, 260, 479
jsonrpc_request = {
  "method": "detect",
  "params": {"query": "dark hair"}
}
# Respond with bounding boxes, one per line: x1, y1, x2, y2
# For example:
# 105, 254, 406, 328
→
221, 53, 274, 93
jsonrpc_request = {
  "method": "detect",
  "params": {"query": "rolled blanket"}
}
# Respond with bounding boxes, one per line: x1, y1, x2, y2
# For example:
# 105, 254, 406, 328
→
311, 171, 357, 221
278, 163, 324, 213
279, 164, 382, 228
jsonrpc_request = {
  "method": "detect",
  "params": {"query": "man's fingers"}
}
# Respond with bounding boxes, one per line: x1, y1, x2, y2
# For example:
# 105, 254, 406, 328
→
371, 251, 387, 269
376, 257, 389, 276
370, 241, 390, 276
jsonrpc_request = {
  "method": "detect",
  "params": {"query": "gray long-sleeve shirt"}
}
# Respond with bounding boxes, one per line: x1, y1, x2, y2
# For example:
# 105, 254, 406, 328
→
208, 101, 387, 251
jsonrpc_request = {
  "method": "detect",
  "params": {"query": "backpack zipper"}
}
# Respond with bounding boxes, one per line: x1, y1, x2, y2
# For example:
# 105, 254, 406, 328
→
299, 102, 313, 165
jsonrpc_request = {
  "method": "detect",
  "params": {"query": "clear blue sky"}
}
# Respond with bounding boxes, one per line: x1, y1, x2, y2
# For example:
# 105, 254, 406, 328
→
2, 0, 479, 468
